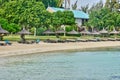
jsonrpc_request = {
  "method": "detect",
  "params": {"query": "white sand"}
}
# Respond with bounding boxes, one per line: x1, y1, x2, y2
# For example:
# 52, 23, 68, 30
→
0, 41, 120, 57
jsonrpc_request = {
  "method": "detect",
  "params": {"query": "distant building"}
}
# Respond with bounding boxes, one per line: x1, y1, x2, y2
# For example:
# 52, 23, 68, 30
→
47, 7, 89, 26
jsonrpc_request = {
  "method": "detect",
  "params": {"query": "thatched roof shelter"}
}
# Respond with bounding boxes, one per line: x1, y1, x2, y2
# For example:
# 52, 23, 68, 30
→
18, 27, 31, 35
80, 28, 90, 35
67, 29, 79, 34
0, 26, 9, 34
99, 28, 108, 34
55, 30, 66, 34
18, 27, 31, 42
91, 30, 100, 35
43, 30, 55, 34
110, 28, 119, 34
0, 25, 9, 40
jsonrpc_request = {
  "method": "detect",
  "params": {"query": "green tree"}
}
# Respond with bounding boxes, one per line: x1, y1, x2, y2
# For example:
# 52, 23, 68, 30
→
51, 10, 75, 31
62, 11, 75, 25
7, 23, 20, 34
52, 11, 63, 30
1, 0, 46, 29
86, 7, 120, 31
105, 0, 120, 11
0, 17, 20, 33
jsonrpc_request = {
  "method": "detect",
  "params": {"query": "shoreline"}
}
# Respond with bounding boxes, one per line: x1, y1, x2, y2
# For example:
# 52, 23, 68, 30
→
0, 41, 120, 57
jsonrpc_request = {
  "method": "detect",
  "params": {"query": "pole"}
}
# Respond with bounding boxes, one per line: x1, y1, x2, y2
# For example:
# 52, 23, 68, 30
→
64, 25, 66, 37
34, 27, 36, 36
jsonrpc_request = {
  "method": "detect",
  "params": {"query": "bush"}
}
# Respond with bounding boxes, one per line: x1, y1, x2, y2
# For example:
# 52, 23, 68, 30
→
65, 25, 77, 32
36, 27, 46, 36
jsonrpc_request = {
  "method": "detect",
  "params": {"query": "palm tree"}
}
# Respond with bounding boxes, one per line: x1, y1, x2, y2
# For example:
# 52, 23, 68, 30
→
72, 0, 78, 10
57, 0, 70, 9
57, 0, 64, 7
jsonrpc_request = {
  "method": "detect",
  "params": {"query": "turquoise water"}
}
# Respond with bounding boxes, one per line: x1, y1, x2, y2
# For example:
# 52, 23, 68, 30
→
0, 48, 120, 80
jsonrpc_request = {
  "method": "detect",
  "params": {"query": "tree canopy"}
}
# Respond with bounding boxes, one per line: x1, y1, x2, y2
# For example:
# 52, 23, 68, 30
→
0, 0, 75, 34
86, 0, 120, 31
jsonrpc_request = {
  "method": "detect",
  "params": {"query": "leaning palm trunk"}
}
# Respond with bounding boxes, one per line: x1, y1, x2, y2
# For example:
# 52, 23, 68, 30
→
57, 0, 70, 8
57, 0, 64, 7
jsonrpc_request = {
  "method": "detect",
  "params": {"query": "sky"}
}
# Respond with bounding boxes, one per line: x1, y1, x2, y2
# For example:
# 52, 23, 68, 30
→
64, 0, 106, 9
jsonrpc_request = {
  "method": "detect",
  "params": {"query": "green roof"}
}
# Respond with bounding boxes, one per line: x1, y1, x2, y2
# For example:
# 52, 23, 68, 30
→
48, 7, 89, 19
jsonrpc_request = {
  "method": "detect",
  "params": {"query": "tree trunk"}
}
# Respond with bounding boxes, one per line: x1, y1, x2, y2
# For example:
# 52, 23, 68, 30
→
0, 36, 3, 41
21, 34, 25, 42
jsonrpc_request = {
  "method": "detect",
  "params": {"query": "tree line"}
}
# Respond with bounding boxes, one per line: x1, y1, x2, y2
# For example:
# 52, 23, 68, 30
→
0, 0, 119, 34
0, 0, 75, 35
85, 0, 120, 31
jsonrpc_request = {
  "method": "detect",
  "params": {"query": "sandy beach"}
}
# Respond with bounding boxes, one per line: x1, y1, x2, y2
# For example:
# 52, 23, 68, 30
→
0, 41, 120, 57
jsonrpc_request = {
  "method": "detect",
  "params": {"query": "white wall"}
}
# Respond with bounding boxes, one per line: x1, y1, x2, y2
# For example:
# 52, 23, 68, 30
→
75, 18, 82, 26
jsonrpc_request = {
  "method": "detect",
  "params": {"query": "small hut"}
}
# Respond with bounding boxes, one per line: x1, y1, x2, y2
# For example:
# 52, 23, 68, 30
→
80, 28, 90, 35
99, 28, 108, 34
110, 28, 119, 34
55, 30, 66, 34
91, 30, 100, 35
18, 27, 31, 42
0, 25, 9, 40
110, 28, 119, 39
67, 29, 79, 35
43, 30, 55, 35
99, 28, 108, 37
55, 30, 66, 38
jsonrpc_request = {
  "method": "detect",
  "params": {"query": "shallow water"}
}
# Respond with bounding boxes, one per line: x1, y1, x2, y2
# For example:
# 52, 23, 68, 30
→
0, 48, 120, 80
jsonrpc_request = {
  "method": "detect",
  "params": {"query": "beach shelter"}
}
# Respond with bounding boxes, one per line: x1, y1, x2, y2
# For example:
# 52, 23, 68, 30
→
110, 28, 119, 39
91, 30, 100, 35
99, 28, 108, 34
80, 28, 90, 35
18, 27, 31, 42
55, 30, 66, 38
0, 26, 9, 34
110, 28, 119, 34
67, 29, 79, 35
99, 28, 109, 37
55, 30, 66, 34
0, 25, 9, 40
43, 30, 55, 35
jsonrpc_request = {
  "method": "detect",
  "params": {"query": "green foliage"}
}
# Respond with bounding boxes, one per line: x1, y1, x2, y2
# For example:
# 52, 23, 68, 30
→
40, 0, 58, 8
1, 0, 46, 29
52, 10, 75, 30
105, 0, 120, 11
63, 11, 75, 25
86, 7, 120, 30
7, 23, 20, 34
52, 11, 63, 30
36, 27, 46, 35
65, 25, 77, 32
0, 17, 20, 33
0, 0, 76, 34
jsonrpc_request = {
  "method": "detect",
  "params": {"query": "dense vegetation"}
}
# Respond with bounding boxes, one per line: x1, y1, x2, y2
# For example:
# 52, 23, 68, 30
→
0, 0, 75, 35
85, 0, 120, 31
0, 0, 119, 36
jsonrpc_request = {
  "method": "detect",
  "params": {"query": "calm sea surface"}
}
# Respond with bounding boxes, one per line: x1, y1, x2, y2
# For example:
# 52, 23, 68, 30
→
0, 47, 120, 80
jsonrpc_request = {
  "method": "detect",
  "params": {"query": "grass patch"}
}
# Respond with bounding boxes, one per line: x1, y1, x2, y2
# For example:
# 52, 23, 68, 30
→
2, 34, 120, 41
